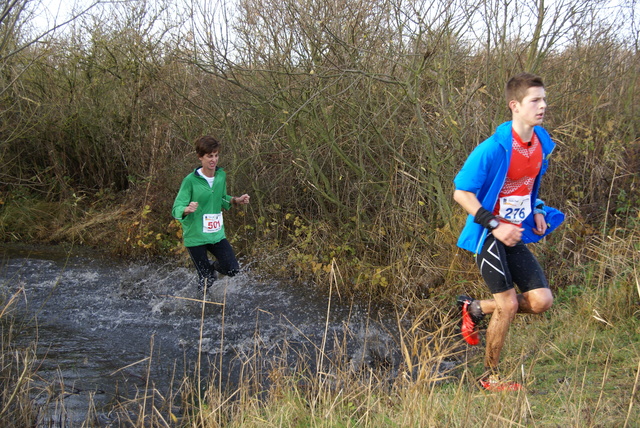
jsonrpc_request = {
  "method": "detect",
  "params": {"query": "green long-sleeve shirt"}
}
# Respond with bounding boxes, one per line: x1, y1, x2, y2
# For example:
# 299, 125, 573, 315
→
171, 167, 232, 247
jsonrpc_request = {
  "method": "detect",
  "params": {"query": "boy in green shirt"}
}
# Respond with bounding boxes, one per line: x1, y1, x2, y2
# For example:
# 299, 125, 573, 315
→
172, 136, 250, 292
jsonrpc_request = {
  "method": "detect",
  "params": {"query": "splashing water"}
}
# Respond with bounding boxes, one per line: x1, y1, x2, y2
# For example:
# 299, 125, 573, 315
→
1, 244, 407, 426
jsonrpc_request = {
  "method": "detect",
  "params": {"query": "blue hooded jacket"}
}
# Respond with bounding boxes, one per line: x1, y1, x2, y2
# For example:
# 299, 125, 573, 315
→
453, 121, 563, 254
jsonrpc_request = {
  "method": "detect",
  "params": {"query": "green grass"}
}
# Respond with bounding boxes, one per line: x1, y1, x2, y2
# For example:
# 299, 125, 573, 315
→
199, 250, 640, 428
215, 305, 639, 427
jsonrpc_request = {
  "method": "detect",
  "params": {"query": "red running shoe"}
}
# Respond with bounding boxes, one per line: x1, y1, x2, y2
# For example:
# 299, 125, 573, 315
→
461, 302, 480, 345
479, 375, 523, 391
457, 295, 482, 346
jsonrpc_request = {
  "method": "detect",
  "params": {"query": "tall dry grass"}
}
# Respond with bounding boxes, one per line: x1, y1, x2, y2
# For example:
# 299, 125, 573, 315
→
178, 223, 639, 427
0, 290, 39, 427
1, 0, 637, 301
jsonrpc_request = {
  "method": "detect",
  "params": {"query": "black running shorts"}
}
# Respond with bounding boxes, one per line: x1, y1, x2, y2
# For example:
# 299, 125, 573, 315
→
187, 239, 240, 279
475, 234, 549, 294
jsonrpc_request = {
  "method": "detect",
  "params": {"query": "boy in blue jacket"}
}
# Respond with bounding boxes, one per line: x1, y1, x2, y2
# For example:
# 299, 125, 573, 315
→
453, 73, 563, 390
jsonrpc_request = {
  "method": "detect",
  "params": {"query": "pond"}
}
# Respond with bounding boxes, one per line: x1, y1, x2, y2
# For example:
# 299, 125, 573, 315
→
1, 244, 413, 426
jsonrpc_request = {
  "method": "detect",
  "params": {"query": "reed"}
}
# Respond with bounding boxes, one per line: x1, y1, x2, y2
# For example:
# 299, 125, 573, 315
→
0, 290, 39, 427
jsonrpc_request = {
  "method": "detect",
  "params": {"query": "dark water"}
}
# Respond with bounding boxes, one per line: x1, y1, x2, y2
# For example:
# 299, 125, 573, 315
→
1, 244, 408, 426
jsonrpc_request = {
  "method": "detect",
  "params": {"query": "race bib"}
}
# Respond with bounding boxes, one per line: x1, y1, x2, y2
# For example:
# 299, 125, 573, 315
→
203, 213, 223, 233
499, 195, 531, 224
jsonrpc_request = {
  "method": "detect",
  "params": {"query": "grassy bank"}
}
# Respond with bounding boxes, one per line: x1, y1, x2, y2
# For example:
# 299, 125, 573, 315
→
2, 222, 638, 426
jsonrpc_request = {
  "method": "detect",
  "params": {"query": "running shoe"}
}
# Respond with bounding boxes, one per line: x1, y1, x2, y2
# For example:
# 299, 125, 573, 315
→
457, 295, 483, 346
479, 374, 523, 391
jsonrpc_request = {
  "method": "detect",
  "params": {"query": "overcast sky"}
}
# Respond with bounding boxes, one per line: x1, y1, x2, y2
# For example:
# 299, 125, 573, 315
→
30, 0, 639, 45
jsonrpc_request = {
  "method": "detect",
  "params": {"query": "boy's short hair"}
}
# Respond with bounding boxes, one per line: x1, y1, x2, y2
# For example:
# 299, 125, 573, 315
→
195, 135, 220, 157
505, 73, 544, 106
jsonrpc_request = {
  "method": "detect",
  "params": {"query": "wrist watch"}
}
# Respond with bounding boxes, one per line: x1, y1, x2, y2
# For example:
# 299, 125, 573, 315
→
487, 218, 500, 231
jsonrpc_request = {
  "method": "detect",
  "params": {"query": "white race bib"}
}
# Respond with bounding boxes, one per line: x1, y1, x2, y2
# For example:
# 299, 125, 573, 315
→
499, 195, 531, 224
203, 213, 223, 233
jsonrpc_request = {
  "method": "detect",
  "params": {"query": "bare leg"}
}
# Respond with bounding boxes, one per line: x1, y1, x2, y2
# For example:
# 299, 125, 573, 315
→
479, 287, 553, 316
518, 288, 553, 314
483, 289, 519, 370
477, 288, 553, 370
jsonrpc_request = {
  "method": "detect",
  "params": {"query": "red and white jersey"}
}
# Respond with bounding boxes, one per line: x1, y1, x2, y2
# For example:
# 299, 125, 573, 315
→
493, 130, 543, 225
